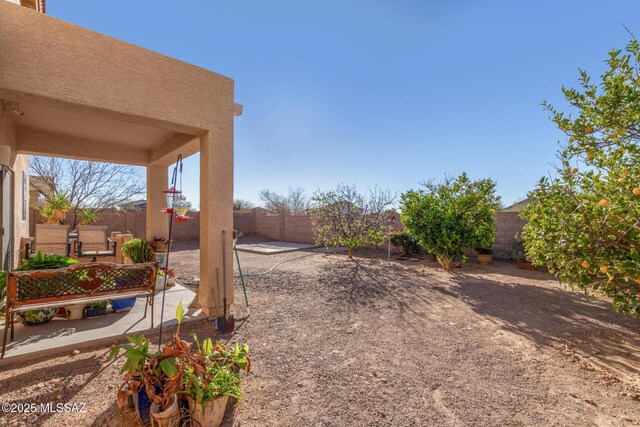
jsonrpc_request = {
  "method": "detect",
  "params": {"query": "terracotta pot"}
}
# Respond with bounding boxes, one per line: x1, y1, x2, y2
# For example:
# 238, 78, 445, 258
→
155, 241, 170, 252
150, 395, 180, 427
477, 254, 493, 265
189, 396, 229, 427
516, 262, 535, 270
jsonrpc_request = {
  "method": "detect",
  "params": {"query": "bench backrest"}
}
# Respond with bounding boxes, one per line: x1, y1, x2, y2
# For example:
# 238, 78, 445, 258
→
7, 262, 158, 308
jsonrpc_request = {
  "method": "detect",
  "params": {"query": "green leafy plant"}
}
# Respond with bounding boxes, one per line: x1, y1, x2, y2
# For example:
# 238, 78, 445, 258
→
122, 239, 152, 263
182, 338, 250, 408
109, 302, 186, 411
77, 208, 101, 226
522, 38, 640, 315
39, 192, 71, 224
390, 231, 421, 257
511, 235, 526, 263
310, 184, 395, 258
0, 251, 78, 314
109, 302, 251, 415
86, 301, 107, 310
401, 173, 500, 270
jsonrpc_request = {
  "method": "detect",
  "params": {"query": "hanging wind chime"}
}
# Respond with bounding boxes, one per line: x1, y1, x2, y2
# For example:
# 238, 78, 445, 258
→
158, 154, 193, 347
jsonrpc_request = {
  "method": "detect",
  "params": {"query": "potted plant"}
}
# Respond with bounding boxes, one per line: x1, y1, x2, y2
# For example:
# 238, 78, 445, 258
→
476, 247, 493, 265
183, 338, 250, 427
84, 301, 108, 318
163, 268, 176, 288
109, 333, 182, 426
109, 302, 251, 427
113, 238, 152, 312
150, 236, 171, 253
512, 235, 534, 270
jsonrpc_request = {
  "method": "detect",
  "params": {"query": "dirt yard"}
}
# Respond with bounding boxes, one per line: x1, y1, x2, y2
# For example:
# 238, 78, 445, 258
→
1, 243, 640, 426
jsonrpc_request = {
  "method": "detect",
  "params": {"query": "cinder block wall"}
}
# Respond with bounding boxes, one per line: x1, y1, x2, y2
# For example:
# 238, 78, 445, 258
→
30, 208, 527, 258
283, 215, 315, 244
493, 212, 527, 258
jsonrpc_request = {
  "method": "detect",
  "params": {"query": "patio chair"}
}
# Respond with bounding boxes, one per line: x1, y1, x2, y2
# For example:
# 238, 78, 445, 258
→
25, 224, 71, 258
77, 225, 117, 261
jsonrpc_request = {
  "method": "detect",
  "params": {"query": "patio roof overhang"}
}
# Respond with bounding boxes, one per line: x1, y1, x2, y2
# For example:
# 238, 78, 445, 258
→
0, 1, 239, 317
0, 1, 242, 167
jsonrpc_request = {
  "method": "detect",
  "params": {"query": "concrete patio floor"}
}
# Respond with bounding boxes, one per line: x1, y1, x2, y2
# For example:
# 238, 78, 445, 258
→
235, 241, 320, 255
0, 284, 205, 366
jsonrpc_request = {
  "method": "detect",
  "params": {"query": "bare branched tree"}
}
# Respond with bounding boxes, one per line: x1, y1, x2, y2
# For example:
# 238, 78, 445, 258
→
233, 199, 255, 210
259, 187, 310, 215
30, 156, 146, 228
310, 184, 396, 258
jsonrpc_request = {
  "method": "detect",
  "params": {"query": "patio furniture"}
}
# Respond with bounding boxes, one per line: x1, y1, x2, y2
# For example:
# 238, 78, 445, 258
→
2, 261, 158, 358
77, 225, 117, 261
24, 224, 72, 258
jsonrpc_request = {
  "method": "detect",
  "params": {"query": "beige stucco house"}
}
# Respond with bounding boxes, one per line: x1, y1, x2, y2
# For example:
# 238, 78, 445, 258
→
0, 1, 241, 316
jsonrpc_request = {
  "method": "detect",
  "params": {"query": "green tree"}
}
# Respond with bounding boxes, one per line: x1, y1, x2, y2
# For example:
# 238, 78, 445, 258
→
401, 173, 500, 270
310, 185, 395, 258
522, 38, 640, 315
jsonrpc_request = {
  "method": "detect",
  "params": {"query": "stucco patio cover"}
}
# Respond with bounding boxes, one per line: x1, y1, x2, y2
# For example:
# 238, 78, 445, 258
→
0, 2, 239, 316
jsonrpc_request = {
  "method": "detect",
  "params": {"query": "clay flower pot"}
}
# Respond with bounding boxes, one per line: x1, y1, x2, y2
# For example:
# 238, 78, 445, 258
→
477, 254, 493, 265
150, 395, 180, 427
188, 396, 229, 427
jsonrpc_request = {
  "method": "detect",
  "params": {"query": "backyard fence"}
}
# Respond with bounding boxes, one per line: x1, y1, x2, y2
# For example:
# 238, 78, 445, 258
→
30, 207, 526, 258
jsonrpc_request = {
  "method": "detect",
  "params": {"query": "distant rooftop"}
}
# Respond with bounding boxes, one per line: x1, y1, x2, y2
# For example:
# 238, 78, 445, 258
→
502, 198, 530, 212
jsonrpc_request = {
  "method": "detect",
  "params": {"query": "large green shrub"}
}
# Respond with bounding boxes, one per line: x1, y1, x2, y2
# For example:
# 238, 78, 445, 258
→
390, 231, 421, 256
401, 173, 500, 270
522, 39, 640, 315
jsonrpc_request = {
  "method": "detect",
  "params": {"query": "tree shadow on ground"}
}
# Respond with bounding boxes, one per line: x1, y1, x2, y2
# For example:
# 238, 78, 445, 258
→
442, 272, 640, 380
316, 259, 452, 328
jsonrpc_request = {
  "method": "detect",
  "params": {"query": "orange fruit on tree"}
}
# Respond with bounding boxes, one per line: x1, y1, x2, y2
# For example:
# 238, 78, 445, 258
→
600, 266, 608, 273
598, 199, 609, 207
581, 261, 590, 268
622, 170, 629, 177
634, 188, 640, 196
585, 127, 593, 133
587, 152, 595, 160
572, 168, 578, 173
636, 278, 640, 285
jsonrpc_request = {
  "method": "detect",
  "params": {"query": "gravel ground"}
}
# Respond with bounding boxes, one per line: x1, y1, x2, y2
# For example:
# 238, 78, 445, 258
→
1, 243, 640, 426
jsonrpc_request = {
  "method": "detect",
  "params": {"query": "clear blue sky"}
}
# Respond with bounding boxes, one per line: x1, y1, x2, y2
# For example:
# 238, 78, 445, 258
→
48, 1, 640, 208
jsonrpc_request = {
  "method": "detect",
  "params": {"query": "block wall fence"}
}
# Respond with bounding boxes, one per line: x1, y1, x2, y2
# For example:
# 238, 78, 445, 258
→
30, 208, 525, 258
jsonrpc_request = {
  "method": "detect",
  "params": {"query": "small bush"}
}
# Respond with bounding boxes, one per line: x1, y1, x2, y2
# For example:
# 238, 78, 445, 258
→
390, 232, 421, 256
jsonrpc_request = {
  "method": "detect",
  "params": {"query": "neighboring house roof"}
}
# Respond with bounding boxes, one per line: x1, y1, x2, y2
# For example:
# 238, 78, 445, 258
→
502, 198, 530, 212
120, 199, 147, 210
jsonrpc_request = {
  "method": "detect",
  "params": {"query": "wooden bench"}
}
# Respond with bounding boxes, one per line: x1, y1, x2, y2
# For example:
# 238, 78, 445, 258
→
2, 262, 158, 358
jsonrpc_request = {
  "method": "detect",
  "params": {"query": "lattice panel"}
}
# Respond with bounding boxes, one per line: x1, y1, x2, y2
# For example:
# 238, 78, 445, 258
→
15, 265, 153, 301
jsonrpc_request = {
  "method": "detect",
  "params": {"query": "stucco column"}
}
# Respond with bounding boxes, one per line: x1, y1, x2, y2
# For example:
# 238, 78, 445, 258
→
146, 165, 169, 240
199, 128, 233, 317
